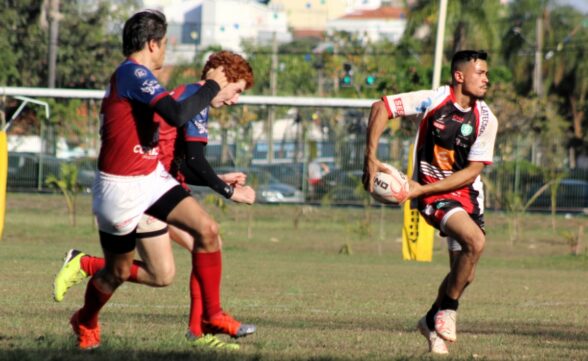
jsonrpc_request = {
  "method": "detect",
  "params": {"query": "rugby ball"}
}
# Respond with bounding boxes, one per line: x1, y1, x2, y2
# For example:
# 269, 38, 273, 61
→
371, 164, 409, 204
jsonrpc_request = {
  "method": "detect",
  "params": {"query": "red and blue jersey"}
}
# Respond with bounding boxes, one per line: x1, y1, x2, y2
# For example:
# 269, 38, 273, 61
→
156, 82, 209, 189
98, 58, 169, 176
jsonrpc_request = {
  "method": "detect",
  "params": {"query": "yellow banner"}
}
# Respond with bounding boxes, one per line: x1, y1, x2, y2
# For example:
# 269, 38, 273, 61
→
0, 131, 7, 240
402, 144, 434, 261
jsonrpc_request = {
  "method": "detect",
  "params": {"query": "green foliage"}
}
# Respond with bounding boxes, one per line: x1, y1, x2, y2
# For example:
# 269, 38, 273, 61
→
45, 162, 80, 226
0, 1, 140, 88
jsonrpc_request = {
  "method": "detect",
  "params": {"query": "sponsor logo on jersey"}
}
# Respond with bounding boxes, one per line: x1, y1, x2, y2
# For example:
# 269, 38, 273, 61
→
452, 114, 464, 123
433, 144, 455, 171
436, 201, 448, 209
460, 124, 473, 136
394, 97, 405, 116
133, 144, 160, 156
134, 68, 148, 78
455, 138, 469, 148
193, 120, 208, 135
433, 121, 445, 130
479, 103, 489, 135
416, 98, 432, 113
141, 79, 161, 95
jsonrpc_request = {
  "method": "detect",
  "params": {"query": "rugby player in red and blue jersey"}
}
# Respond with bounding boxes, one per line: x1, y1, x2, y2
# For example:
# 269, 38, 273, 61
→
363, 50, 498, 355
65, 10, 232, 350
54, 51, 256, 350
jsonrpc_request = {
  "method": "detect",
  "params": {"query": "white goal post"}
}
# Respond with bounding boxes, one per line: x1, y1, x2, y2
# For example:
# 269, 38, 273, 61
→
1, 86, 374, 108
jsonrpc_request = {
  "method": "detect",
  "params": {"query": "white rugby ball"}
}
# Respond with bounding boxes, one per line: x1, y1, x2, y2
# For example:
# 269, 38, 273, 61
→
371, 164, 409, 204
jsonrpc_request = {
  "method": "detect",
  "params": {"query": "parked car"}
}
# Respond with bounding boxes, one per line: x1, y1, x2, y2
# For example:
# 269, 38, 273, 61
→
312, 168, 367, 204
71, 157, 98, 193
190, 166, 304, 204
8, 152, 65, 190
253, 162, 305, 190
526, 179, 588, 212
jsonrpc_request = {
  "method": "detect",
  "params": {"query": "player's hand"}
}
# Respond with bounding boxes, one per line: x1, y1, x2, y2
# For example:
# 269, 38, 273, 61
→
230, 185, 256, 204
362, 157, 392, 192
406, 179, 423, 201
205, 66, 228, 89
219, 172, 247, 186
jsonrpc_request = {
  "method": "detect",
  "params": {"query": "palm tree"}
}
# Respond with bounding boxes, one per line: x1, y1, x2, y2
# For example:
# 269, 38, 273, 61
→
503, 0, 588, 167
403, 0, 503, 58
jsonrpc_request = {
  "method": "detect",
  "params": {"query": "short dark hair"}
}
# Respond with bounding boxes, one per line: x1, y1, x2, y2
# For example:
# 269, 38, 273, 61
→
451, 50, 488, 74
122, 9, 167, 57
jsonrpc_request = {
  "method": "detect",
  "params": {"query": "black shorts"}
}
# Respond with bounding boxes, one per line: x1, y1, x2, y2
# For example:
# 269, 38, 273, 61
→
419, 199, 485, 236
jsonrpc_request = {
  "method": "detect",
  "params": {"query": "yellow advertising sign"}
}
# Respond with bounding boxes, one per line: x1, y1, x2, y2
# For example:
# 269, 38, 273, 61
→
401, 144, 434, 261
0, 131, 7, 240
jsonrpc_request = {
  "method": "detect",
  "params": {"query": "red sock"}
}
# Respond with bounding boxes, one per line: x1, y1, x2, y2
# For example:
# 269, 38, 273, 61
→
193, 251, 222, 319
80, 256, 104, 276
77, 277, 112, 328
81, 256, 139, 282
188, 271, 203, 336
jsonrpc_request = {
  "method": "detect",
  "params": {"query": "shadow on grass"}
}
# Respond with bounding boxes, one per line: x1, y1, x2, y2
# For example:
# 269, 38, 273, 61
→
0, 349, 422, 361
461, 320, 588, 344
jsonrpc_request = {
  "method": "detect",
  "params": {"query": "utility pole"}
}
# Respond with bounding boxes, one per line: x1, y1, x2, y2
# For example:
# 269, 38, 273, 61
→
432, 0, 448, 89
267, 31, 278, 163
48, 0, 61, 88
533, 9, 544, 97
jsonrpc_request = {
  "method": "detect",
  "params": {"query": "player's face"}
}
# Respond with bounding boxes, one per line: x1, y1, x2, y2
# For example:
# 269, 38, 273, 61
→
152, 36, 167, 70
461, 59, 489, 99
210, 79, 246, 108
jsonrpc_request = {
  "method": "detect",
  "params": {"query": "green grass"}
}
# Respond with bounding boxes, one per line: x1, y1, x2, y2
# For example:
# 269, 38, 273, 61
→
1, 193, 587, 361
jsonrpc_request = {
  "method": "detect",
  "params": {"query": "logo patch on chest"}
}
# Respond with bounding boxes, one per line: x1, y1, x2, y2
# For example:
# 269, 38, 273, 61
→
460, 124, 473, 136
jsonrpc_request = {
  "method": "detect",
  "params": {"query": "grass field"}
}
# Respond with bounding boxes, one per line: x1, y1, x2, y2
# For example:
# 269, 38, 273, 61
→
1, 193, 587, 361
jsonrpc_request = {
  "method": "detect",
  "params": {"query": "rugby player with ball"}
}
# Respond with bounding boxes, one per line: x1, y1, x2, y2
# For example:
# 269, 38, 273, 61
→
363, 50, 498, 355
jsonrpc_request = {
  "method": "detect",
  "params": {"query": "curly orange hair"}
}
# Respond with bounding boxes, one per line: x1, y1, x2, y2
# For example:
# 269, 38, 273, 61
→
201, 51, 254, 89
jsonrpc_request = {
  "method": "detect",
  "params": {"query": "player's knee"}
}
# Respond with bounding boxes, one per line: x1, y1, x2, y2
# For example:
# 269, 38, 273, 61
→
463, 235, 485, 263
151, 265, 175, 287
471, 235, 485, 256
103, 267, 130, 287
199, 221, 220, 248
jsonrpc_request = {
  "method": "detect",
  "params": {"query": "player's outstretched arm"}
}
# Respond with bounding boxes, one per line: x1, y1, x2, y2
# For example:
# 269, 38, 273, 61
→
414, 161, 485, 198
153, 67, 227, 128
180, 142, 235, 199
363, 101, 394, 192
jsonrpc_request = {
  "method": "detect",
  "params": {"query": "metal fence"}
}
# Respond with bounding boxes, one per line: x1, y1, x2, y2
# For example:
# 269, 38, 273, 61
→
4, 99, 588, 212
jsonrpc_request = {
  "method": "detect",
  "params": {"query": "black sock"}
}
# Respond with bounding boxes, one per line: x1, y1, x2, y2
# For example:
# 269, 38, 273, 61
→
425, 302, 438, 330
439, 294, 459, 311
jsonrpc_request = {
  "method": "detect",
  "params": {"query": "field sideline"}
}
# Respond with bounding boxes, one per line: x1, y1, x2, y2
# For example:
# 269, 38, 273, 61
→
1, 193, 587, 361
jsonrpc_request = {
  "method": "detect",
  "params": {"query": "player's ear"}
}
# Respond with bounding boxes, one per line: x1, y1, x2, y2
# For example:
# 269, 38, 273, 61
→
453, 70, 465, 84
147, 39, 158, 52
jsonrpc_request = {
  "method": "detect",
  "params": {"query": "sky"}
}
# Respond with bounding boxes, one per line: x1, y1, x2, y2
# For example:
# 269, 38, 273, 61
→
556, 0, 588, 14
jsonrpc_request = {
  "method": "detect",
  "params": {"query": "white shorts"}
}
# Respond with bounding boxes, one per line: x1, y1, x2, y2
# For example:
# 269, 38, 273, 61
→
92, 162, 179, 236
136, 214, 168, 238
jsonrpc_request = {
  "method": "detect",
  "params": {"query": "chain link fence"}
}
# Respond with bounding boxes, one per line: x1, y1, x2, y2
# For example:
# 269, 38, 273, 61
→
6, 102, 588, 212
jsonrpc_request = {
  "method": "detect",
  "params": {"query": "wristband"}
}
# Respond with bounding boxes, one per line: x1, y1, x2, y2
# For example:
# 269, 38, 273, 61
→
224, 185, 234, 199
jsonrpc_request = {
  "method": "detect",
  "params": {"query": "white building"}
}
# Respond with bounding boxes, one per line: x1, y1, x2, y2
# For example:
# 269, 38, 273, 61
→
142, 0, 291, 63
326, 6, 407, 43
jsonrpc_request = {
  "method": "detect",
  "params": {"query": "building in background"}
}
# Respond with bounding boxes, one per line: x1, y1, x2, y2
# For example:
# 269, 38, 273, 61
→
326, 5, 407, 43
142, 0, 291, 64
269, 0, 404, 40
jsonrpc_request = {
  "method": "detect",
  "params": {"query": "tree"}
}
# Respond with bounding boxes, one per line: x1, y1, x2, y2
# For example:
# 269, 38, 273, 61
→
403, 0, 503, 58
46, 162, 81, 226
503, 0, 588, 167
